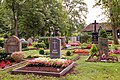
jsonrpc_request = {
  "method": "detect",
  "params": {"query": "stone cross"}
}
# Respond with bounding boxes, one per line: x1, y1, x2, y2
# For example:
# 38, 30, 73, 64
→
92, 20, 98, 32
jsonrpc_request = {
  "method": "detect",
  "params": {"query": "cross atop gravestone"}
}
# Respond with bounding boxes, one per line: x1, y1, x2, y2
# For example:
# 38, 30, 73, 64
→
50, 38, 61, 59
92, 20, 98, 32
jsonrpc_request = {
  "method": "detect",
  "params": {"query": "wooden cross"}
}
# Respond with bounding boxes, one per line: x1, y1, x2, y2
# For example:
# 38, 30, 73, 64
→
92, 20, 98, 32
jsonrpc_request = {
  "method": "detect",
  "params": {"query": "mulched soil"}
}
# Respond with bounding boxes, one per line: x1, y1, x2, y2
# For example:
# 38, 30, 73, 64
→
18, 66, 64, 72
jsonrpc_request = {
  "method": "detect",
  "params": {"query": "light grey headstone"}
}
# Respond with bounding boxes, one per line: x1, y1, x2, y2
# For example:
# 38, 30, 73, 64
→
71, 37, 76, 42
5, 36, 21, 53
27, 38, 33, 44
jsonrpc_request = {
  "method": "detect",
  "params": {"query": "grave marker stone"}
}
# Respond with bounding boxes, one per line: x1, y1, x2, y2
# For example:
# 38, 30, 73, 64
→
98, 27, 109, 57
27, 38, 33, 44
27, 38, 33, 46
76, 36, 80, 41
71, 37, 76, 42
92, 20, 98, 44
50, 38, 61, 59
5, 36, 21, 53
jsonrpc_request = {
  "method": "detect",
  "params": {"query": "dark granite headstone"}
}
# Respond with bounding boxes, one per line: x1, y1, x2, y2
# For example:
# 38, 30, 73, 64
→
92, 20, 98, 44
50, 38, 61, 58
76, 36, 80, 41
92, 32, 98, 44
5, 36, 21, 53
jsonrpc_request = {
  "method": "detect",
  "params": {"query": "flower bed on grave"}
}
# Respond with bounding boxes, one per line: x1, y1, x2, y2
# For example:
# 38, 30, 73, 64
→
108, 50, 120, 54
70, 42, 80, 46
85, 44, 91, 49
73, 49, 89, 55
11, 58, 74, 77
108, 41, 113, 44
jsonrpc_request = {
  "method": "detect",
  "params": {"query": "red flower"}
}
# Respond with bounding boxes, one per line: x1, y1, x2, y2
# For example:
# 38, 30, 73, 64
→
6, 60, 12, 66
0, 61, 6, 69
86, 44, 91, 49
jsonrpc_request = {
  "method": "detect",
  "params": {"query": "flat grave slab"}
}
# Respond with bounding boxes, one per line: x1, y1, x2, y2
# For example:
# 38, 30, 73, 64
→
11, 62, 74, 77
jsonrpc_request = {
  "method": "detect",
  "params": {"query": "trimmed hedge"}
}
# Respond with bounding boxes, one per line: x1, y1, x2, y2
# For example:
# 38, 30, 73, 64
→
39, 49, 44, 55
34, 42, 46, 48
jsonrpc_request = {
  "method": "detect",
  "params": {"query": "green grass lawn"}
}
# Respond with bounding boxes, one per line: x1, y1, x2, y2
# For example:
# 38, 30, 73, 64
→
1, 50, 120, 80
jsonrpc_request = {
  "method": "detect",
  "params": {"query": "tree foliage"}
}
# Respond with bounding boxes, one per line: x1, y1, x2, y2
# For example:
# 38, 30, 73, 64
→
94, 0, 120, 44
62, 0, 88, 35
0, 0, 87, 38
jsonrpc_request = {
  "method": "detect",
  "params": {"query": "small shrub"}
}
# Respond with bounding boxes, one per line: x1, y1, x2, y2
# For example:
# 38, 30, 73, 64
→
34, 42, 46, 48
21, 41, 28, 48
90, 44, 98, 55
11, 52, 24, 62
26, 55, 32, 59
99, 29, 108, 38
39, 49, 44, 55
38, 38, 49, 49
66, 51, 71, 56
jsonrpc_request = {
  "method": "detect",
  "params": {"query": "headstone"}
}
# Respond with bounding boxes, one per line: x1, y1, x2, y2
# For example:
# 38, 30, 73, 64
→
92, 20, 98, 44
50, 38, 61, 59
76, 36, 80, 41
27, 38, 33, 46
71, 37, 76, 42
98, 38, 109, 57
34, 38, 39, 42
20, 38, 26, 42
98, 27, 109, 57
92, 33, 98, 44
5, 36, 21, 53
59, 37, 66, 44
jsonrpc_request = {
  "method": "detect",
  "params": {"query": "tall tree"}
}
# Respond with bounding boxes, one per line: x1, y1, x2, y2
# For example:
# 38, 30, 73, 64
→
0, 0, 25, 36
94, 0, 120, 44
62, 0, 88, 35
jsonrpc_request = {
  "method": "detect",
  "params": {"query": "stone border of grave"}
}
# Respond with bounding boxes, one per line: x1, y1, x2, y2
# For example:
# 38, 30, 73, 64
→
72, 55, 80, 61
0, 60, 27, 70
11, 62, 74, 77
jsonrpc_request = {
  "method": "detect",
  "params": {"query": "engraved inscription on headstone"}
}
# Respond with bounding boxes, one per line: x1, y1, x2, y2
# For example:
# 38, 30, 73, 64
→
50, 38, 61, 59
92, 32, 98, 44
5, 36, 21, 53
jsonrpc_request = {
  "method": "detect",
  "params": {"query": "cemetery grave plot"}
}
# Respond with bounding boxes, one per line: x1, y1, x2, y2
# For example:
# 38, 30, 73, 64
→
0, 51, 26, 70
0, 36, 27, 70
0, 52, 26, 70
11, 58, 75, 77
86, 27, 119, 62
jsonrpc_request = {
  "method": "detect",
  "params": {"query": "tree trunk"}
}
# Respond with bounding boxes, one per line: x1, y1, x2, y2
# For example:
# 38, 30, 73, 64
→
112, 26, 119, 44
12, 0, 18, 37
